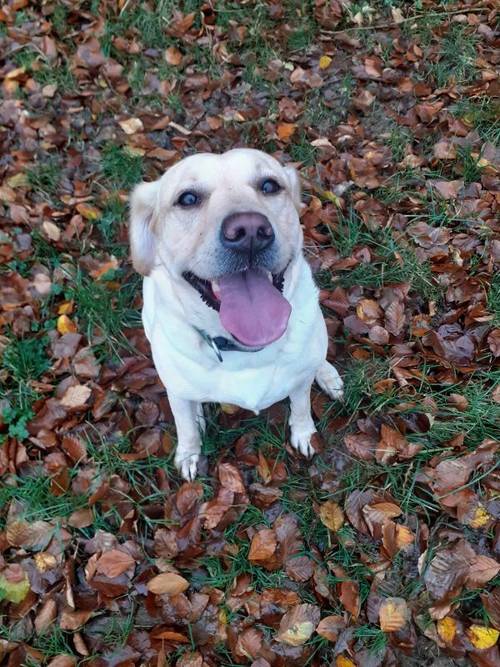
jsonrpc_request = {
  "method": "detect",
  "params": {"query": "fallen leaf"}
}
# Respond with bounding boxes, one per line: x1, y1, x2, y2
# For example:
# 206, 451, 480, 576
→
276, 123, 297, 141
248, 528, 277, 564
60, 384, 91, 409
0, 565, 30, 603
276, 603, 320, 646
316, 615, 346, 641
57, 315, 77, 335
379, 597, 410, 632
119, 118, 144, 135
468, 625, 499, 649
319, 501, 344, 531
95, 549, 135, 578
319, 55, 332, 69
218, 462, 245, 494
147, 572, 189, 595
437, 616, 457, 644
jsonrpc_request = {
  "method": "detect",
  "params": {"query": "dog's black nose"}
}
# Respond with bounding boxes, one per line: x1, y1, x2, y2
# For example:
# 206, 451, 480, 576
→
221, 212, 274, 253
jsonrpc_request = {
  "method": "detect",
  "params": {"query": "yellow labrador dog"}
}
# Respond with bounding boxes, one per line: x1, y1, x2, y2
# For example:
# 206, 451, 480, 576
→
129, 149, 343, 479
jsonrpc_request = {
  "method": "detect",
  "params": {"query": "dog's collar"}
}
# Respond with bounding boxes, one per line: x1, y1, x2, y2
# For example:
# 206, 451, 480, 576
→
193, 327, 263, 362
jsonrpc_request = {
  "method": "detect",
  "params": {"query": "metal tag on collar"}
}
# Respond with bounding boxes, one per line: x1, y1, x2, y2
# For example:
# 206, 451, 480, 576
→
194, 327, 223, 362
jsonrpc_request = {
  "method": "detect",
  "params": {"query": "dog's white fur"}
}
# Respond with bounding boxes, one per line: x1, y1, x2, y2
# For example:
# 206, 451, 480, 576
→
130, 148, 343, 479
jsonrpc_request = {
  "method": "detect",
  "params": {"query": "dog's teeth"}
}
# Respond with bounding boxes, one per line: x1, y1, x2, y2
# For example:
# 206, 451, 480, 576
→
212, 280, 220, 296
265, 271, 272, 281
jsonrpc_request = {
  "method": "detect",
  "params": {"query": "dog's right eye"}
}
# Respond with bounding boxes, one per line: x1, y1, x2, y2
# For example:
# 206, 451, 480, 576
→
176, 191, 200, 207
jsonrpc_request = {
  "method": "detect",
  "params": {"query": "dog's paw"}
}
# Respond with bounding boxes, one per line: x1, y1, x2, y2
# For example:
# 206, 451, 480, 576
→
316, 362, 344, 400
290, 425, 316, 458
175, 451, 200, 481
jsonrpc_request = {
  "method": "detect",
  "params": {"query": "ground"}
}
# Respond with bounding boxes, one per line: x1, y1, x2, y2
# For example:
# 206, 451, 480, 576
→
0, 1, 499, 666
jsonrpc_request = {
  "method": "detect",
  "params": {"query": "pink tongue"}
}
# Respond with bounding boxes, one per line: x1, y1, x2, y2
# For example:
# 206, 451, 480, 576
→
218, 269, 291, 347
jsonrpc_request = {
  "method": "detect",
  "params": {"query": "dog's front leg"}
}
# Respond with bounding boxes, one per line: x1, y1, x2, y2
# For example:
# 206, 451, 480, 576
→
288, 378, 317, 458
169, 394, 205, 481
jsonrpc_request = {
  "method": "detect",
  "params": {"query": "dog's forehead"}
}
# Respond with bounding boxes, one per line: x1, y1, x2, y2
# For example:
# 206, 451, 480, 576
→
165, 150, 282, 187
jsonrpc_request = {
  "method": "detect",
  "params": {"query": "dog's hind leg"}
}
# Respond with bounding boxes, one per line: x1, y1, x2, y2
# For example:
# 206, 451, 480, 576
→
288, 378, 317, 458
169, 394, 203, 481
315, 361, 344, 400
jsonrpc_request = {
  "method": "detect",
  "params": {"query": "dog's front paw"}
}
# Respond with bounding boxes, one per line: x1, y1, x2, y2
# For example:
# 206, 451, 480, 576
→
290, 424, 316, 458
316, 362, 344, 400
175, 450, 200, 481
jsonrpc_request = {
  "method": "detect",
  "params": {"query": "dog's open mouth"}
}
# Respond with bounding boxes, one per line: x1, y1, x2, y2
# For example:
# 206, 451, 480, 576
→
183, 268, 291, 348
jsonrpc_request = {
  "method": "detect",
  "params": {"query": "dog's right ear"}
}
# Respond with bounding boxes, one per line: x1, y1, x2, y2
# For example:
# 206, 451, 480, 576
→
129, 180, 160, 276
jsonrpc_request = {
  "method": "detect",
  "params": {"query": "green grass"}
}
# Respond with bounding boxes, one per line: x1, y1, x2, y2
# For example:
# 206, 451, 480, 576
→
427, 24, 478, 88
1, 336, 51, 441
0, 474, 87, 525
101, 144, 144, 190
450, 96, 500, 146
27, 159, 61, 199
317, 210, 440, 301
487, 275, 500, 326
67, 269, 141, 355
96, 196, 128, 248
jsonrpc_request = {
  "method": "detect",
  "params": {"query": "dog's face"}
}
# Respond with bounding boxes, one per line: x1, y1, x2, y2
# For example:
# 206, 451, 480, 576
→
130, 148, 303, 347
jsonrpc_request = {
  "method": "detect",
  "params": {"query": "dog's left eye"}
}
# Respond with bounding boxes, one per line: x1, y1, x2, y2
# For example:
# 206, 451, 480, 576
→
177, 191, 200, 207
260, 178, 281, 195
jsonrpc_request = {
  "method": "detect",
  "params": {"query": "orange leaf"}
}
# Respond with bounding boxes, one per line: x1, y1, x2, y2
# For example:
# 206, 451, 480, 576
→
248, 528, 277, 564
95, 549, 135, 578
316, 615, 345, 641
277, 123, 297, 141
437, 616, 457, 644
147, 572, 189, 595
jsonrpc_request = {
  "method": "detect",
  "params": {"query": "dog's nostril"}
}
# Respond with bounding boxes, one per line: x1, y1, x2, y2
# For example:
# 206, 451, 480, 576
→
221, 212, 274, 252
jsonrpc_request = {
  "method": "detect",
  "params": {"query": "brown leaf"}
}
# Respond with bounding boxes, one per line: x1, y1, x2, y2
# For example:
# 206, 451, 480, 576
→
218, 462, 245, 494
35, 598, 57, 634
466, 556, 500, 588
95, 549, 135, 578
319, 501, 344, 531
46, 657, 77, 667
344, 432, 377, 461
340, 580, 360, 619
276, 603, 321, 646
147, 572, 190, 596
59, 384, 91, 410
59, 608, 93, 631
385, 300, 405, 336
356, 298, 382, 325
379, 597, 410, 632
164, 46, 183, 65
234, 627, 263, 659
248, 528, 277, 564
316, 615, 346, 641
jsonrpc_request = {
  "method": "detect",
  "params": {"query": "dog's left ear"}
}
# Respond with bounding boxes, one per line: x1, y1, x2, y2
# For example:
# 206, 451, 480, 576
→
284, 166, 304, 212
129, 180, 160, 276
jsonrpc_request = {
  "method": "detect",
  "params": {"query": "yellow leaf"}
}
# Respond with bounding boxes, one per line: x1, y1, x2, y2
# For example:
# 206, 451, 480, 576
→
336, 657, 356, 667
437, 616, 457, 644
57, 314, 78, 335
7, 172, 29, 188
467, 625, 499, 649
76, 203, 101, 220
319, 501, 344, 531
323, 190, 342, 206
58, 301, 74, 315
468, 504, 491, 529
319, 55, 332, 70
0, 570, 30, 603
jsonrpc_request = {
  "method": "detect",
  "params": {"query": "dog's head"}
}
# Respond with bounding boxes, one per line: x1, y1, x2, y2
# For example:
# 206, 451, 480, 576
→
129, 148, 303, 347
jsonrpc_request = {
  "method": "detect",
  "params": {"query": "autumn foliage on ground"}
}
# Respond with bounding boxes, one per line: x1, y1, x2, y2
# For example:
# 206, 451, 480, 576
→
0, 1, 499, 666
